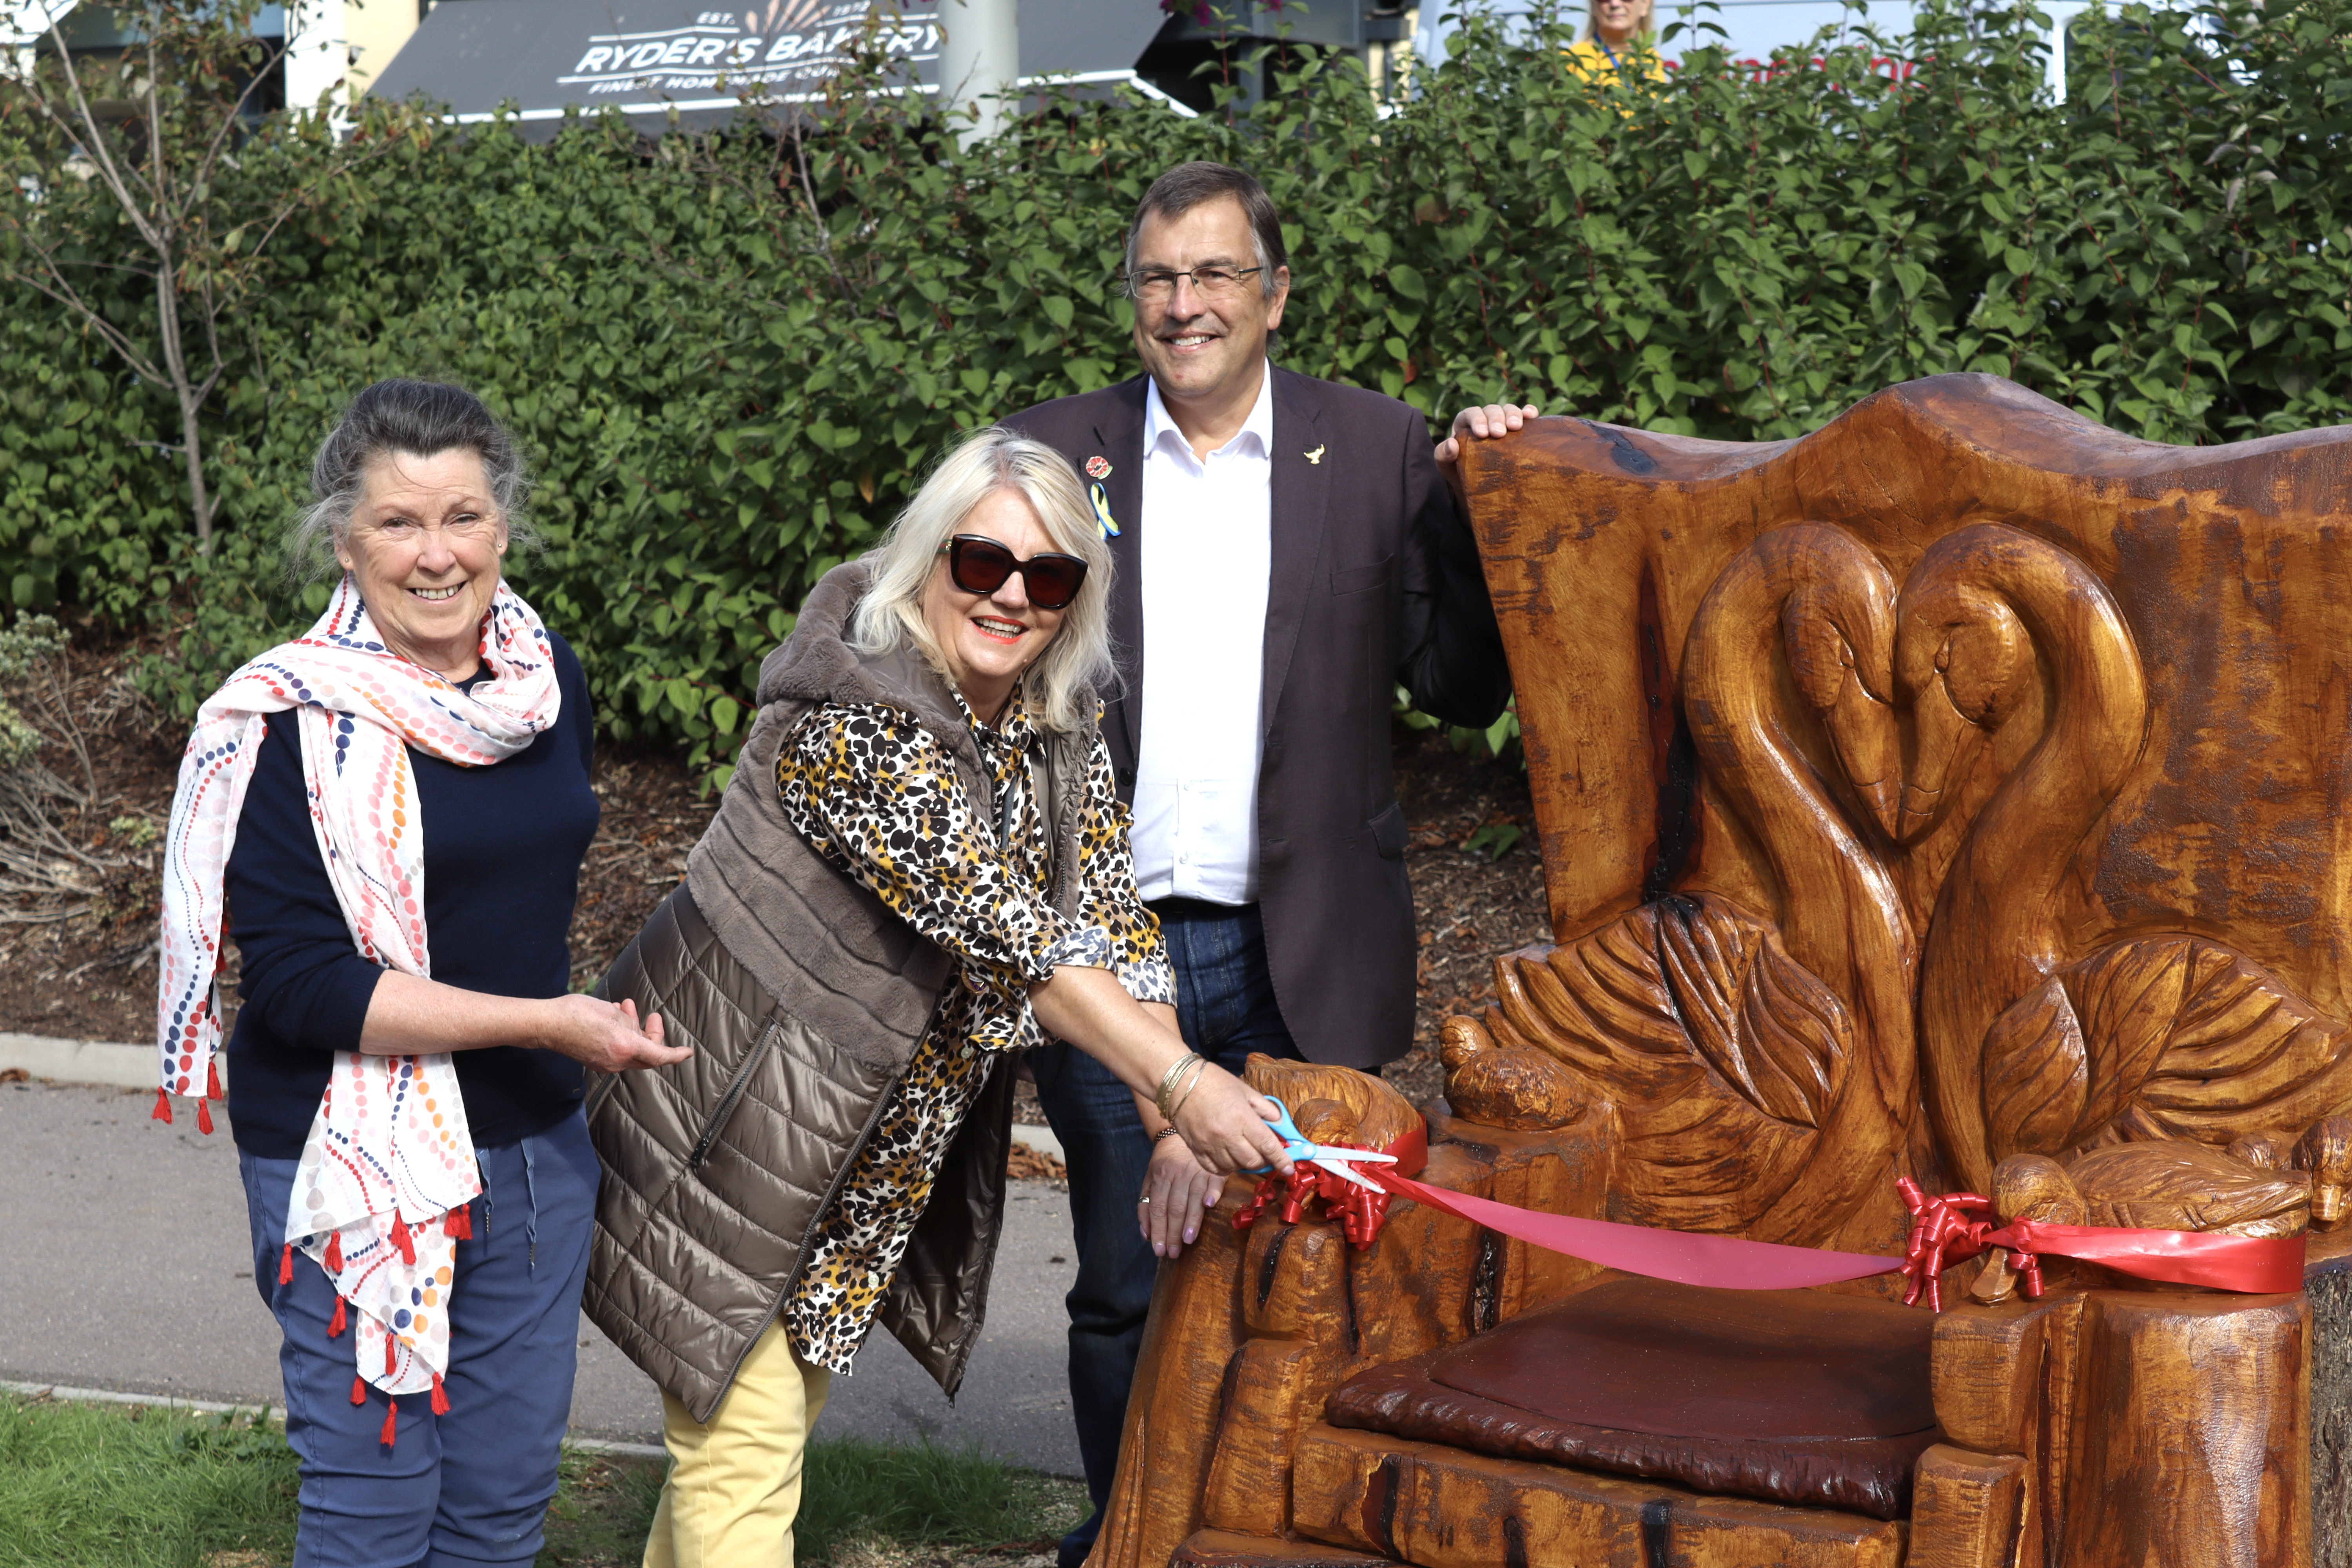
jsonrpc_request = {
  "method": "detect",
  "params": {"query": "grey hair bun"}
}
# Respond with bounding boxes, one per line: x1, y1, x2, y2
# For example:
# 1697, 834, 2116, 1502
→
284, 379, 539, 583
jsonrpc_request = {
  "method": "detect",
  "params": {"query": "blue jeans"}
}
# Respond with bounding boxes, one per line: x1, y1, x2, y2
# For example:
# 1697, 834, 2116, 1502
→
239, 1111, 597, 1568
1031, 900, 1302, 1567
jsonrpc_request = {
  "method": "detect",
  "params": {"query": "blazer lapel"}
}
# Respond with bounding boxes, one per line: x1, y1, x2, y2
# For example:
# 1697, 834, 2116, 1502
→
1260, 367, 1332, 739
1088, 379, 1149, 781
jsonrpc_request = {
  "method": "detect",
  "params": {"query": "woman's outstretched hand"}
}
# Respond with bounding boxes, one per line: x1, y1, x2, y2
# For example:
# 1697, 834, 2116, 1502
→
1171, 1061, 1290, 1177
544, 994, 691, 1073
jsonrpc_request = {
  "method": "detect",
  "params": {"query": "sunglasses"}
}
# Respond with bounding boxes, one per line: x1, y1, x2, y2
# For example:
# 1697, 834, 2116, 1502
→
940, 534, 1090, 611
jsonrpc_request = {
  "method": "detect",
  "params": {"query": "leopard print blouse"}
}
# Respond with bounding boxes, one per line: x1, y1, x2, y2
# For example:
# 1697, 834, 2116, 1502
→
774, 687, 1174, 1373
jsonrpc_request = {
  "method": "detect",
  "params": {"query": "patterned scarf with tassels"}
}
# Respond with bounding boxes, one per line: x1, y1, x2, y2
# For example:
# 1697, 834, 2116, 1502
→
158, 573, 562, 1439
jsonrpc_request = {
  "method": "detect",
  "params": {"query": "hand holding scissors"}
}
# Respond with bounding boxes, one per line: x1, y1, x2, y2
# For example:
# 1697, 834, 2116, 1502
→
1248, 1096, 1399, 1192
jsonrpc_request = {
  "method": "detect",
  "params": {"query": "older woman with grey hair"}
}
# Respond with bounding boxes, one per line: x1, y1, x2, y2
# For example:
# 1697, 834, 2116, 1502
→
160, 377, 686, 1568
586, 425, 1290, 1568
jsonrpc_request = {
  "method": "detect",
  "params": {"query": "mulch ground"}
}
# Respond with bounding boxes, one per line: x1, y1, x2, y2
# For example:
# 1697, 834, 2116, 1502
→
19, 643, 1551, 1117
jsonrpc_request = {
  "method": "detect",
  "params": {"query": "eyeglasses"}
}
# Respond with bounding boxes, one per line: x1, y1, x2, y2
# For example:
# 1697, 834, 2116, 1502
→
940, 534, 1090, 610
1119, 264, 1264, 303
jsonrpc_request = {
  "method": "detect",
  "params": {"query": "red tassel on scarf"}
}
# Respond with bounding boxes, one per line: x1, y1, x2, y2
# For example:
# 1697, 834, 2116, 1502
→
443, 1203, 471, 1240
430, 1373, 449, 1416
151, 1087, 172, 1124
380, 1397, 397, 1447
207, 1059, 223, 1100
324, 1230, 343, 1272
195, 1099, 213, 1135
278, 1243, 293, 1285
350, 1376, 366, 1406
384, 1336, 397, 1376
328, 1296, 347, 1337
390, 1211, 416, 1265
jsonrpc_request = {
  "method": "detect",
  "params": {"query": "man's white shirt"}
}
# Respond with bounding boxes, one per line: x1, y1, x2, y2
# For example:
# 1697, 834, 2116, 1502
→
1129, 362, 1275, 905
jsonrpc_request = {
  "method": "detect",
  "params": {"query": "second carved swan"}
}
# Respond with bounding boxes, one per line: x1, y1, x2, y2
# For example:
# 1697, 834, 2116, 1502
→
1898, 522, 2352, 1184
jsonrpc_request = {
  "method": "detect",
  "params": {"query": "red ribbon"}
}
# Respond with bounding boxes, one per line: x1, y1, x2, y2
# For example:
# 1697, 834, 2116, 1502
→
1236, 1123, 2306, 1305
1233, 1120, 1430, 1249
1891, 1179, 2304, 1307
1375, 1168, 1905, 1289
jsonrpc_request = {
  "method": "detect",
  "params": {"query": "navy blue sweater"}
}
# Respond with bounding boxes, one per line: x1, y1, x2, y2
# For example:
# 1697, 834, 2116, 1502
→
222, 632, 600, 1159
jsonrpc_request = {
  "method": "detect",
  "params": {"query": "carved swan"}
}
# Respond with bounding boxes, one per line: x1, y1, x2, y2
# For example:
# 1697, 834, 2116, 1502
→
1451, 524, 1918, 1249
1893, 523, 2352, 1192
1894, 523, 2149, 1192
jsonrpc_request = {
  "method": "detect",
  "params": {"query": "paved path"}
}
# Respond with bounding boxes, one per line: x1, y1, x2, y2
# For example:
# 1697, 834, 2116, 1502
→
0, 1077, 1086, 1476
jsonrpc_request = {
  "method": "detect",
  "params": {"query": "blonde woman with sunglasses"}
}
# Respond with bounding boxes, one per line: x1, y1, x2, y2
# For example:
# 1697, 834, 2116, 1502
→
582, 425, 1292, 1568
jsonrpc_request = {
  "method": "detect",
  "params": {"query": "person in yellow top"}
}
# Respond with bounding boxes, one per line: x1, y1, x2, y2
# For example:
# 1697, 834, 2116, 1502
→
1565, 0, 1670, 83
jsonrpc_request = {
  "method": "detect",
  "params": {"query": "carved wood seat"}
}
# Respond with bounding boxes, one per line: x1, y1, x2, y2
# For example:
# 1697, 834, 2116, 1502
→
1326, 1277, 1939, 1519
1084, 375, 2352, 1568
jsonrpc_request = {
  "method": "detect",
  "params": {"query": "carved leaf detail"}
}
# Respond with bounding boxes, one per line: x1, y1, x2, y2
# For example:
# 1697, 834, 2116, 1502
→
1983, 936, 2352, 1160
1479, 893, 1854, 1230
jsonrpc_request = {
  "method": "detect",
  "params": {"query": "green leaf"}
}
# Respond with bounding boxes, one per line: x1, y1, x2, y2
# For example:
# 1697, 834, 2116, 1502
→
1463, 823, 1522, 861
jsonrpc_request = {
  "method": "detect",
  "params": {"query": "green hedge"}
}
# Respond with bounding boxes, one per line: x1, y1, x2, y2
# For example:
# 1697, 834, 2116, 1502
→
4, 0, 2350, 773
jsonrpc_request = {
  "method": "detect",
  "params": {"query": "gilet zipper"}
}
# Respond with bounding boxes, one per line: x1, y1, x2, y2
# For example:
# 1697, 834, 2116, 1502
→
688, 1020, 780, 1169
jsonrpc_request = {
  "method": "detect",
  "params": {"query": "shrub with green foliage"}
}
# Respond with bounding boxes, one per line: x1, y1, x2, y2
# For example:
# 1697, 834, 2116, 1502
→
2, 0, 2348, 775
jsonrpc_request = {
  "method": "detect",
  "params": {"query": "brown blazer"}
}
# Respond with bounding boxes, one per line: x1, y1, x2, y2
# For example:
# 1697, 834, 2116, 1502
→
1003, 367, 1510, 1070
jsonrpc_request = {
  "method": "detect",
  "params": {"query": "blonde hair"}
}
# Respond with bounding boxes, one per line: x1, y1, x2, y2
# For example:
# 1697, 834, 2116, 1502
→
1583, 0, 1655, 42
851, 428, 1114, 733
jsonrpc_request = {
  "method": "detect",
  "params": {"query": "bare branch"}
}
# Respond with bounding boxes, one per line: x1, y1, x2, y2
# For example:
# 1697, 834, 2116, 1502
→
36, 9, 166, 252
195, 33, 295, 180
4, 252, 172, 385
144, 29, 172, 245
3, 0, 385, 549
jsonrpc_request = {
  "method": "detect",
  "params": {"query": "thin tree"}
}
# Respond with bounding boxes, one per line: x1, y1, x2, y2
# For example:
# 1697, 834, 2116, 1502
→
0, 0, 363, 549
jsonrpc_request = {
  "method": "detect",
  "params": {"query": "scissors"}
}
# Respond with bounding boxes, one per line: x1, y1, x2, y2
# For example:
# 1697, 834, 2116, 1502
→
1249, 1095, 1399, 1192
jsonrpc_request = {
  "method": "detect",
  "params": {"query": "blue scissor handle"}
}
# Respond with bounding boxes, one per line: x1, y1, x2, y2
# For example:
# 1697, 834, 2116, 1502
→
1245, 1094, 1309, 1174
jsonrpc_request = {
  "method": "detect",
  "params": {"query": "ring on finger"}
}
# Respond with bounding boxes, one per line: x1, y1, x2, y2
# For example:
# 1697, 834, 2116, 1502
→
1140, 1196, 1152, 1205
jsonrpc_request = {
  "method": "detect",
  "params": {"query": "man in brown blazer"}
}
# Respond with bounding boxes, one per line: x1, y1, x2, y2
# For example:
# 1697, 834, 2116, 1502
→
1002, 160, 1529, 1568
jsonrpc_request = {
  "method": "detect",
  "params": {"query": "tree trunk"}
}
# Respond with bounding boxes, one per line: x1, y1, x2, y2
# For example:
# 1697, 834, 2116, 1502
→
2318, 1249, 2352, 1568
152, 247, 212, 548
176, 384, 212, 549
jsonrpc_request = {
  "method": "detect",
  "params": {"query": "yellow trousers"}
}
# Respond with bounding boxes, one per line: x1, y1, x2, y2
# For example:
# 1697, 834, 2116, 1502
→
644, 1321, 833, 1568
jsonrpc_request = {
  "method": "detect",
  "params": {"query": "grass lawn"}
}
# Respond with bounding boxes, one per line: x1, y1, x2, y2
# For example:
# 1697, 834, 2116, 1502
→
0, 1395, 1085, 1567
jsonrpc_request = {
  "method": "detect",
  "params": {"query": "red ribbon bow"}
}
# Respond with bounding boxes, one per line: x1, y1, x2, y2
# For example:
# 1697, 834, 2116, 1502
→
1232, 1121, 1431, 1249
1896, 1180, 2011, 1311
1895, 1175, 2305, 1307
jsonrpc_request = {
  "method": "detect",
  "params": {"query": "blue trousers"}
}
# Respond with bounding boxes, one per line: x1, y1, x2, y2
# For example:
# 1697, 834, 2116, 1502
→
239, 1110, 598, 1568
1031, 900, 1303, 1568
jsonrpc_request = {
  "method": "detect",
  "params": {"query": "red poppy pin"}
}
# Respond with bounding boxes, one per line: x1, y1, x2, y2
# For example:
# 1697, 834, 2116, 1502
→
1085, 455, 1113, 480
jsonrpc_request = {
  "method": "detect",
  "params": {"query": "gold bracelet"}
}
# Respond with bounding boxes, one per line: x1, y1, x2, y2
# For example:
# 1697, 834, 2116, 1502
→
1161, 1055, 1207, 1124
1167, 1057, 1211, 1126
1155, 1051, 1205, 1122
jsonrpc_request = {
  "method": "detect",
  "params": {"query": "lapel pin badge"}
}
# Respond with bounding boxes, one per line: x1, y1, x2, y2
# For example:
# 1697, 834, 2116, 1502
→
1085, 455, 1113, 480
1089, 481, 1121, 538
1303, 444, 1327, 466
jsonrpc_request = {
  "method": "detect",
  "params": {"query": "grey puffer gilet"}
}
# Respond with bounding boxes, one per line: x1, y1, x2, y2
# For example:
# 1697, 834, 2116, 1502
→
583, 559, 1095, 1421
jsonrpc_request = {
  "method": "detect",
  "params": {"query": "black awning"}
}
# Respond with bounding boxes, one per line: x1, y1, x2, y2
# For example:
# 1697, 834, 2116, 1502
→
365, 0, 1171, 139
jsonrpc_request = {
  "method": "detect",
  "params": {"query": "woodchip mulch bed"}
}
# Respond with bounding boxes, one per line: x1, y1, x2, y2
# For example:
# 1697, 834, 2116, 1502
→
15, 638, 1551, 1118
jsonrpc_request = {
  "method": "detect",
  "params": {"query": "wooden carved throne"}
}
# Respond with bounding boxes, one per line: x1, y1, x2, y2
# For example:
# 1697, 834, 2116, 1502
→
1084, 374, 2352, 1568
